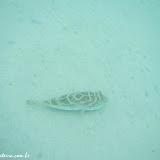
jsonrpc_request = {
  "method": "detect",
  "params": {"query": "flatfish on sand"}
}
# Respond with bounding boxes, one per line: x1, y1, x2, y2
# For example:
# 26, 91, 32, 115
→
26, 91, 107, 111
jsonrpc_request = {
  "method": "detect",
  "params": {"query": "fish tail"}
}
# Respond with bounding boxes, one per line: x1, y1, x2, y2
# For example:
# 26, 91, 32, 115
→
26, 100, 43, 105
26, 100, 50, 106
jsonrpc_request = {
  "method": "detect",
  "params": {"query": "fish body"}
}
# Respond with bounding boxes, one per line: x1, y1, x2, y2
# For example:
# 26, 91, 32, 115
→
26, 91, 107, 111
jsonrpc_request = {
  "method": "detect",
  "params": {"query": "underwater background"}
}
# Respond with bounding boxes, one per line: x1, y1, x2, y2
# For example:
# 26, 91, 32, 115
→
0, 0, 160, 159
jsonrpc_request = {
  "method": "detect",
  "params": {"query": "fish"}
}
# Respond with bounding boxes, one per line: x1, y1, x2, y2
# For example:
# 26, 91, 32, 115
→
26, 91, 107, 111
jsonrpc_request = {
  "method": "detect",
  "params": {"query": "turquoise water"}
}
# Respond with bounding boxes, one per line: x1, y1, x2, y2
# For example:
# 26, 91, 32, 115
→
0, 0, 160, 159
